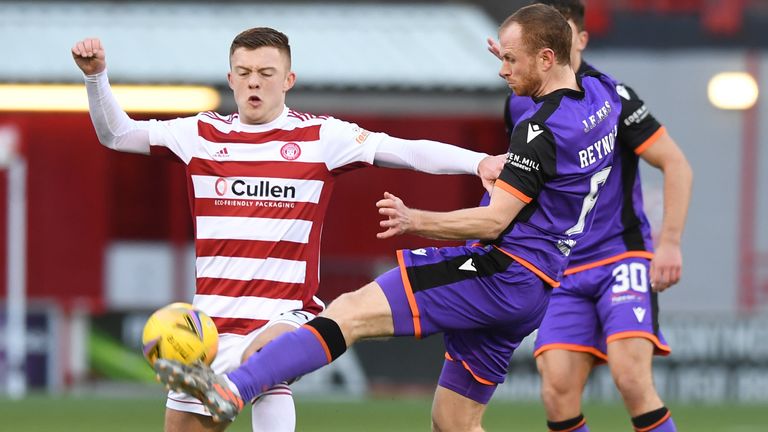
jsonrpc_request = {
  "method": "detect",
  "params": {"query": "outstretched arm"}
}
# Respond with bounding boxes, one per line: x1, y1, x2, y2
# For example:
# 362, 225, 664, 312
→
72, 38, 151, 154
376, 184, 526, 241
373, 136, 505, 193
640, 131, 693, 292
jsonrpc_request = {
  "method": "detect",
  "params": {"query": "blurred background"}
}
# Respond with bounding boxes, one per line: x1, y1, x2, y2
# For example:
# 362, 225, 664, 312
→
0, 0, 767, 430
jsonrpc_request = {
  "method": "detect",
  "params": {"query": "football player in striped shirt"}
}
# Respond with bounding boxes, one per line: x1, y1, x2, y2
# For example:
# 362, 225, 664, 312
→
72, 28, 503, 432
483, 1, 692, 431
152, 6, 625, 431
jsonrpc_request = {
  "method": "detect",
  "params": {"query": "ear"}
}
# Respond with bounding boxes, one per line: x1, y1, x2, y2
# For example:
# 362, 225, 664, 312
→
227, 71, 235, 91
539, 48, 556, 70
577, 30, 589, 52
283, 71, 296, 92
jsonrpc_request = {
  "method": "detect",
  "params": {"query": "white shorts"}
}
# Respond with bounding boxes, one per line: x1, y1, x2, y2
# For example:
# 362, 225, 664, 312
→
166, 309, 316, 416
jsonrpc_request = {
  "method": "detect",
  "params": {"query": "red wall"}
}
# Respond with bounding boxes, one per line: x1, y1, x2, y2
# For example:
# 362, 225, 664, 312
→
0, 112, 506, 308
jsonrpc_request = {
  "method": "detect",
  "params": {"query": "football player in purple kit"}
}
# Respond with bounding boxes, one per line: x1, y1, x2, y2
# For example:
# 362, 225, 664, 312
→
153, 4, 624, 430
485, 2, 693, 432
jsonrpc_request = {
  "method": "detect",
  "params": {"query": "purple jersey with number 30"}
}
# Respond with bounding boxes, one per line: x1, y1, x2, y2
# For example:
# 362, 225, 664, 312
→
493, 70, 621, 286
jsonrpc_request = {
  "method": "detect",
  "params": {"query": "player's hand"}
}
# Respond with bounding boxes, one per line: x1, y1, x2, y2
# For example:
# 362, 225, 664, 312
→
72, 38, 106, 75
478, 154, 506, 194
486, 37, 501, 60
649, 241, 682, 292
376, 192, 417, 239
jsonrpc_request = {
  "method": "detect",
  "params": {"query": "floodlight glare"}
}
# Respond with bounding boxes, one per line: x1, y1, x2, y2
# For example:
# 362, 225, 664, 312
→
0, 84, 220, 113
707, 72, 759, 110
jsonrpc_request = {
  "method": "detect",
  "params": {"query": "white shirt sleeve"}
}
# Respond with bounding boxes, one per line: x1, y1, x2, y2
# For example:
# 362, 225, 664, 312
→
319, 118, 486, 176
84, 70, 199, 163
83, 70, 151, 154
374, 136, 486, 175
146, 116, 200, 164
319, 118, 386, 170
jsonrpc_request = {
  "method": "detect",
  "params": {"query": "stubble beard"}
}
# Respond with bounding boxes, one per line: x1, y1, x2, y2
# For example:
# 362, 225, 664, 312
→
515, 64, 542, 97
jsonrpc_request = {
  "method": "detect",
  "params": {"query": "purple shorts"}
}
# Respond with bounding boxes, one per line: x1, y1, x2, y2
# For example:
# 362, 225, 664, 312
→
376, 245, 551, 401
534, 256, 670, 361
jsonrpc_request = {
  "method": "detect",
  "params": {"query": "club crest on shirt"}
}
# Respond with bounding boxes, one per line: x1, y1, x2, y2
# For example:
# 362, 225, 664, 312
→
280, 142, 301, 160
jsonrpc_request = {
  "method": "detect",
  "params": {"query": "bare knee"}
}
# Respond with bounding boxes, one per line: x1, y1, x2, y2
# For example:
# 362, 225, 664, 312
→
611, 364, 652, 397
607, 339, 664, 414
321, 283, 393, 343
322, 290, 365, 341
539, 370, 582, 413
608, 339, 656, 397
536, 351, 592, 420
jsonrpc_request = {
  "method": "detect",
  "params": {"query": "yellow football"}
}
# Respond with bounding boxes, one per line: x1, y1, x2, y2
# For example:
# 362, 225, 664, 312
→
141, 303, 218, 366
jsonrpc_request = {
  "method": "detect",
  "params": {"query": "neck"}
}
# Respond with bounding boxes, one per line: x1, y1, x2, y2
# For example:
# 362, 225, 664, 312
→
240, 105, 285, 126
573, 56, 582, 73
533, 64, 578, 98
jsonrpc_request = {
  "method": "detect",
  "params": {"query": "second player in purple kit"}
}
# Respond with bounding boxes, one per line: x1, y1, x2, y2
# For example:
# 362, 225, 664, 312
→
154, 4, 627, 430
484, 2, 693, 431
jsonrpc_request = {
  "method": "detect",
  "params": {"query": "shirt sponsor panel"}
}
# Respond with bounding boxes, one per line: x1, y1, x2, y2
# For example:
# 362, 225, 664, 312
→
196, 256, 307, 284
191, 175, 323, 203
195, 216, 312, 244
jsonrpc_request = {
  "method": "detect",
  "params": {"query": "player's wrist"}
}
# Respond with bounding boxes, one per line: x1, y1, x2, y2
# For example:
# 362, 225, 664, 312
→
657, 233, 681, 247
83, 68, 108, 82
475, 153, 491, 176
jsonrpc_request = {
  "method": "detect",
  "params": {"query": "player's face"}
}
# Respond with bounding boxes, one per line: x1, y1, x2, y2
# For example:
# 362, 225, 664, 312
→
498, 23, 542, 97
228, 47, 296, 125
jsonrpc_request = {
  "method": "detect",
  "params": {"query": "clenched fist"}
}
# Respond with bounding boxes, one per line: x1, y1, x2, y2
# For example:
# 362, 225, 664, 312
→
72, 38, 106, 75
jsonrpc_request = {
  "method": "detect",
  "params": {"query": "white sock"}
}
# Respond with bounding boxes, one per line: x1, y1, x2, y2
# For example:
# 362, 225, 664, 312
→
250, 384, 296, 432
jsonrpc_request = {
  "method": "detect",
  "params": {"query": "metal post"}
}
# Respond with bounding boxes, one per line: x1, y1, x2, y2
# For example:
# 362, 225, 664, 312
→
1, 126, 26, 398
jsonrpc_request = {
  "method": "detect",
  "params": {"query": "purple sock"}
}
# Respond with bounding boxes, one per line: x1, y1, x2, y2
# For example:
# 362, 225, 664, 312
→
227, 327, 330, 401
645, 416, 676, 432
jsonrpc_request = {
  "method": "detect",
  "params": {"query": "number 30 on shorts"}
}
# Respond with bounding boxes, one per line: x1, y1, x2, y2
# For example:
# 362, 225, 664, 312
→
611, 262, 648, 293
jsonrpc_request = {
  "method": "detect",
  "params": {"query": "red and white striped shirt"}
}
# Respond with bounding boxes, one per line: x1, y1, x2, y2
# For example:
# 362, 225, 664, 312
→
147, 106, 385, 335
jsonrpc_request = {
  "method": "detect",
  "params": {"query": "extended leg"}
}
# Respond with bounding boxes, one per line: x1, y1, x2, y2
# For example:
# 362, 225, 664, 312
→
156, 282, 394, 422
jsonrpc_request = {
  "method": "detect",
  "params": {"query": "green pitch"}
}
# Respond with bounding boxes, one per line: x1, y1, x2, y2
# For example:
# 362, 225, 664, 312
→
0, 394, 766, 431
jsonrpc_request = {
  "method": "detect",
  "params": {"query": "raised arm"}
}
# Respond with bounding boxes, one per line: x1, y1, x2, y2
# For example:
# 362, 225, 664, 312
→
72, 38, 151, 154
640, 131, 693, 292
373, 136, 505, 193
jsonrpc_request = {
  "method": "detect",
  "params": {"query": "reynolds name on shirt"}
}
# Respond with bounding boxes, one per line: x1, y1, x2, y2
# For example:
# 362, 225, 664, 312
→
578, 124, 617, 169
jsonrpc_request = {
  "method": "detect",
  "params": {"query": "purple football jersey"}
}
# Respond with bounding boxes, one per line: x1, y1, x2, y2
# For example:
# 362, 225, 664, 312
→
494, 71, 621, 285
493, 62, 663, 272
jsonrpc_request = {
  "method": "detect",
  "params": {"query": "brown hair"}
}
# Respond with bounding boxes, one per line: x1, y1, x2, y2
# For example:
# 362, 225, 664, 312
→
534, 0, 585, 31
500, 4, 572, 65
229, 27, 291, 65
